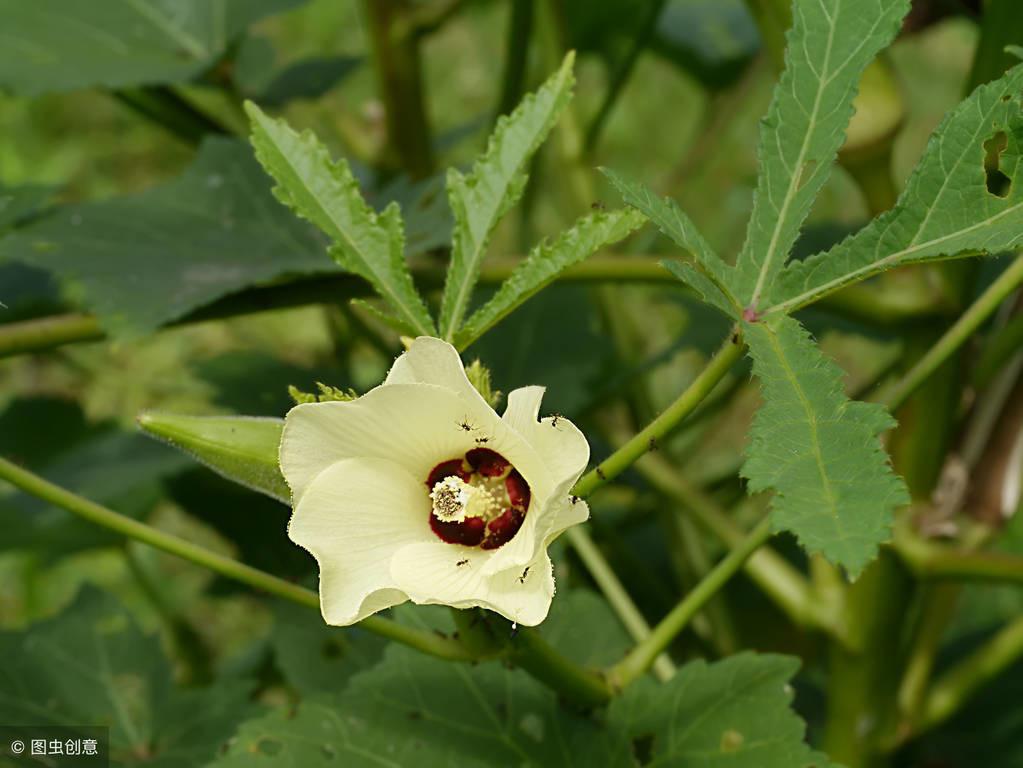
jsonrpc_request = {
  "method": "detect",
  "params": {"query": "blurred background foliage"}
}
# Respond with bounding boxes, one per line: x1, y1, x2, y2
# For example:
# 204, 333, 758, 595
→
3, 0, 1021, 766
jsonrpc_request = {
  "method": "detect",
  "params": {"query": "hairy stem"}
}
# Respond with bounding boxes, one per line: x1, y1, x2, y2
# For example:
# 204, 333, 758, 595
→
609, 517, 773, 687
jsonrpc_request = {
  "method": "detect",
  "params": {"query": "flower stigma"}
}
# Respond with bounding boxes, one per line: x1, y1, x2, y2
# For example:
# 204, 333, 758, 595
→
425, 448, 531, 549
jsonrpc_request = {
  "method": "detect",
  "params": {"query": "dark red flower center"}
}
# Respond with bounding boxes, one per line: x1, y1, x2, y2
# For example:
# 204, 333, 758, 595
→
425, 448, 530, 549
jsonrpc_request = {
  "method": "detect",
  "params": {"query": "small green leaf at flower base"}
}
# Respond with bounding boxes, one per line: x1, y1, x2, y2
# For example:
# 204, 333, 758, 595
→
464, 359, 502, 409
288, 383, 359, 405
137, 412, 288, 503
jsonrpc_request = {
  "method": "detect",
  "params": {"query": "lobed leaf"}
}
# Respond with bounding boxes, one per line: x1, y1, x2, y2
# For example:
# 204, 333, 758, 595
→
0, 587, 256, 767
0, 0, 303, 95
212, 593, 635, 767
769, 63, 1023, 314
731, 0, 909, 309
455, 207, 645, 349
137, 411, 288, 503
609, 653, 836, 768
246, 102, 436, 336
0, 139, 329, 335
601, 167, 741, 316
743, 315, 909, 576
438, 52, 576, 341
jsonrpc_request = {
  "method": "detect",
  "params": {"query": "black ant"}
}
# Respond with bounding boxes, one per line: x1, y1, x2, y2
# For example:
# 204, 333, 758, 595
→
648, 436, 658, 452
518, 566, 531, 584
596, 466, 607, 480
456, 559, 469, 567
457, 418, 476, 432
590, 200, 607, 211
475, 436, 490, 445
570, 495, 580, 505
550, 413, 562, 428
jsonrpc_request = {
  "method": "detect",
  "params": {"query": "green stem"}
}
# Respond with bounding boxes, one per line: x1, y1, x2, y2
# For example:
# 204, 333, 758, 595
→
914, 614, 1023, 737
892, 583, 960, 744
573, 332, 744, 497
609, 517, 773, 688
0, 455, 473, 662
114, 86, 232, 145
564, 527, 676, 682
584, 0, 666, 154
511, 626, 615, 705
0, 256, 944, 360
495, 0, 534, 119
896, 534, 1023, 584
634, 451, 842, 638
0, 313, 105, 357
362, 0, 435, 178
877, 255, 1023, 411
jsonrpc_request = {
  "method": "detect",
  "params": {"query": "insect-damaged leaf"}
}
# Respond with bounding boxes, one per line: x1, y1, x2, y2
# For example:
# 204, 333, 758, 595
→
769, 63, 1023, 314
743, 315, 909, 576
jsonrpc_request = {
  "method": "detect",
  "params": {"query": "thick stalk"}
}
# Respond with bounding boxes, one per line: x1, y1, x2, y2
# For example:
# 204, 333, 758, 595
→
0, 456, 473, 662
608, 517, 773, 687
362, 0, 434, 178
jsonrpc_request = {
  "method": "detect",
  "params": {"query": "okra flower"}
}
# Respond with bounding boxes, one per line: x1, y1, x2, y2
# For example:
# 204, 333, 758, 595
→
280, 337, 590, 627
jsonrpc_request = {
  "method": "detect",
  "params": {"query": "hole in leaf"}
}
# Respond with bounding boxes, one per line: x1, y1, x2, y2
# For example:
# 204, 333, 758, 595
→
983, 131, 1012, 198
257, 738, 282, 756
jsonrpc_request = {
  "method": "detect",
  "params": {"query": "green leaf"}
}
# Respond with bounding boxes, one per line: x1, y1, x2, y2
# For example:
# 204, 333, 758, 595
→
0, 0, 304, 95
743, 315, 909, 575
454, 208, 645, 349
731, 0, 910, 309
269, 600, 385, 695
245, 102, 436, 336
137, 412, 288, 503
609, 653, 834, 768
769, 64, 1023, 314
601, 167, 739, 315
438, 52, 576, 341
0, 398, 190, 557
0, 139, 329, 335
212, 592, 635, 767
662, 260, 737, 317
0, 587, 256, 766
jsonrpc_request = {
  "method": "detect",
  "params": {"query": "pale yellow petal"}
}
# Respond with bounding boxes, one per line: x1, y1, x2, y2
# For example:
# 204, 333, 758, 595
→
288, 457, 430, 625
390, 541, 555, 626
384, 336, 490, 409
280, 383, 503, 504
502, 386, 590, 495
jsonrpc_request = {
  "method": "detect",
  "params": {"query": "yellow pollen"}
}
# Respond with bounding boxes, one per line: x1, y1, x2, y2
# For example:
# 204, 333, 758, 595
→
430, 476, 502, 523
